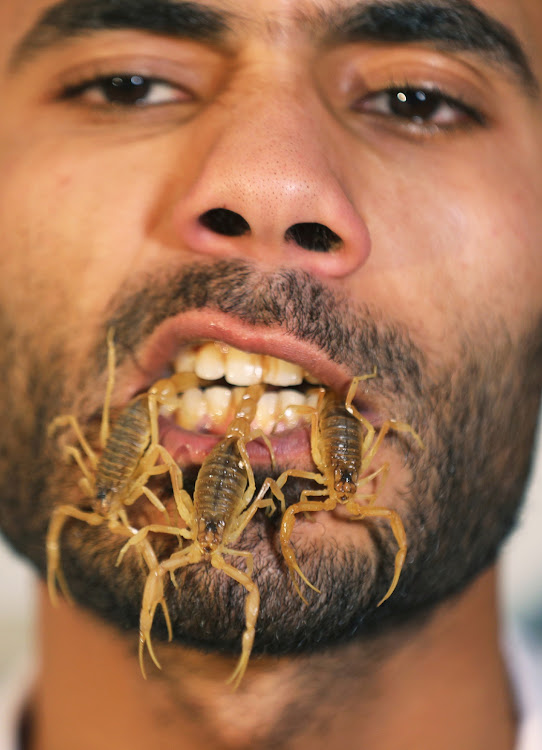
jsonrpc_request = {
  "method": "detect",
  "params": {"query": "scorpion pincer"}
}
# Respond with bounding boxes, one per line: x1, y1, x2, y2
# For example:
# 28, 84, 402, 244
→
124, 384, 278, 689
259, 371, 424, 606
46, 328, 199, 611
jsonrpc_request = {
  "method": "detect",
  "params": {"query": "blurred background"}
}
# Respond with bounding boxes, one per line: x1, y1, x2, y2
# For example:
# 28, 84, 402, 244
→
1, 416, 542, 681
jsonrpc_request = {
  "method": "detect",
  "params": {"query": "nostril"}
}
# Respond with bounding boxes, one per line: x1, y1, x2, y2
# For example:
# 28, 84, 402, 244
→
199, 208, 251, 237
284, 223, 343, 252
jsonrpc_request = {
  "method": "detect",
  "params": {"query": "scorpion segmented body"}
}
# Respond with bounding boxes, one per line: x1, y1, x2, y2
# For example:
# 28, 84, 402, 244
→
318, 390, 366, 503
94, 394, 154, 510
47, 329, 198, 608
128, 384, 277, 689
260, 372, 423, 605
195, 437, 252, 551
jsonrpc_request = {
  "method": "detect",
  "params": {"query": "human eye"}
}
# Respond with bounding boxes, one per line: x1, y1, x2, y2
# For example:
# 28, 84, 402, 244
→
59, 72, 189, 108
354, 84, 486, 131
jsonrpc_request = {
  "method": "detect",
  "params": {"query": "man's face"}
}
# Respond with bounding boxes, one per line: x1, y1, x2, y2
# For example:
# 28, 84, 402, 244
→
1, 0, 542, 657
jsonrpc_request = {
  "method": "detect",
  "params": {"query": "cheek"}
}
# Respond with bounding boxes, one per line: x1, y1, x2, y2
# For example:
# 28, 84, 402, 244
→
347, 147, 542, 359
0, 138, 168, 332
433, 169, 542, 333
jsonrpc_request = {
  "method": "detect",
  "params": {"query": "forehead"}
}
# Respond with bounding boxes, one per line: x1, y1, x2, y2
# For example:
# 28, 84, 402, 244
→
4, 0, 542, 38
2, 0, 542, 85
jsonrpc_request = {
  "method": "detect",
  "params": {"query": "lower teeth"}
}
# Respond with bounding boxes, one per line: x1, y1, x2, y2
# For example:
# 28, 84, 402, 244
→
162, 386, 319, 433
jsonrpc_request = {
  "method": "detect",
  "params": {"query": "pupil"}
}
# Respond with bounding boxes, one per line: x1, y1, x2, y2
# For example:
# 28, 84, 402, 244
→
103, 75, 150, 105
391, 89, 438, 120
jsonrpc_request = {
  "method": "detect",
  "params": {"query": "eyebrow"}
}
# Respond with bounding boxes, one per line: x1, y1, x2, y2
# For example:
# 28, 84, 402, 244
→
323, 0, 539, 95
10, 0, 232, 68
10, 0, 539, 96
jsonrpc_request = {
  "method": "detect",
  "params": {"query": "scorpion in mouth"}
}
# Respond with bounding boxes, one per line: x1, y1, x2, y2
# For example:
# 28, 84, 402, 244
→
258, 371, 424, 605
121, 383, 278, 689
46, 329, 199, 622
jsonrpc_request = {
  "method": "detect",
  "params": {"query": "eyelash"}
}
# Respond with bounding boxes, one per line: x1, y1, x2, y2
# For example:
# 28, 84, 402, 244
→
59, 72, 188, 108
57, 71, 487, 136
353, 82, 486, 131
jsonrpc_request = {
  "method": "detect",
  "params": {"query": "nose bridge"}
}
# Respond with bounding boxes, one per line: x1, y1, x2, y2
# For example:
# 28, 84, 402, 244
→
206, 121, 312, 232
186, 91, 337, 224
172, 83, 371, 276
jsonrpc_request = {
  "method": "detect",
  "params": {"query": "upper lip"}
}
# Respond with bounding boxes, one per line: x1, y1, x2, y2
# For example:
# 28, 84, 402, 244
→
114, 310, 376, 412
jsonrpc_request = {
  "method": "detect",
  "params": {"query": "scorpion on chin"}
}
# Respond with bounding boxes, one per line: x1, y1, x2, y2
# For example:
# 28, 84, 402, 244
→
122, 383, 278, 690
258, 370, 424, 606
46, 328, 199, 620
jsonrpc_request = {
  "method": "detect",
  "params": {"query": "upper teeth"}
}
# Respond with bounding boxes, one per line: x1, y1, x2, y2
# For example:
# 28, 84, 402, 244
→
175, 341, 312, 387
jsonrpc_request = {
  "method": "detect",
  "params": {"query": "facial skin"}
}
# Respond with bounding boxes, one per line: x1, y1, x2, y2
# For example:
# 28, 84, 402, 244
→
1, 0, 542, 743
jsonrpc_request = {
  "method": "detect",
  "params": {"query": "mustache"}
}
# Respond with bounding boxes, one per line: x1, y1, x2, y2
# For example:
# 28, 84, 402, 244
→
99, 259, 425, 400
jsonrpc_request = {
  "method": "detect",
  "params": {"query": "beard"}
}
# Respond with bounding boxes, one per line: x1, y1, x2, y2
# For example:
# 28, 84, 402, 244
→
1, 259, 541, 659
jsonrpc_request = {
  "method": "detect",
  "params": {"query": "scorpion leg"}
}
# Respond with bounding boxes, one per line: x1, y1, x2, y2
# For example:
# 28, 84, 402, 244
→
227, 488, 278, 554
236, 492, 277, 534
130, 532, 175, 642
275, 399, 325, 468
99, 327, 116, 449
257, 470, 327, 601
146, 372, 201, 448
280, 489, 337, 603
139, 566, 166, 676
231, 434, 279, 537
170, 464, 195, 528
344, 371, 380, 457
262, 469, 325, 507
126, 429, 193, 528
222, 547, 255, 577
115, 440, 189, 529
120, 461, 174, 521
235, 435, 270, 511
48, 415, 98, 469
344, 462, 391, 508
343, 502, 407, 606
139, 545, 202, 677
46, 505, 105, 604
211, 553, 260, 689
346, 376, 423, 471
253, 476, 286, 516
62, 445, 95, 487
116, 524, 190, 565
92, 515, 178, 643
115, 506, 132, 530
245, 429, 277, 470
359, 419, 424, 475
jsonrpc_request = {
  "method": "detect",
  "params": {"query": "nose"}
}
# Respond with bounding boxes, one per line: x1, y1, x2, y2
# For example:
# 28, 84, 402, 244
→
198, 208, 343, 254
170, 93, 371, 279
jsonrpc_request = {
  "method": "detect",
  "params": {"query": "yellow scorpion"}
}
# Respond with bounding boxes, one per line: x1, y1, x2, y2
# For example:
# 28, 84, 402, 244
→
120, 384, 277, 689
260, 371, 424, 605
46, 329, 199, 612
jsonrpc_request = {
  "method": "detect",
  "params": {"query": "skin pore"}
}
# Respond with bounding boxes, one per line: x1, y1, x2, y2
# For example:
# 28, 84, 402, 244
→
1, 0, 542, 748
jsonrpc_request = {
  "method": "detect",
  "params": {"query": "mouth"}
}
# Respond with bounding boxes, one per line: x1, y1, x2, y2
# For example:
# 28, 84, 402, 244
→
154, 339, 333, 469
88, 315, 393, 516
167, 340, 321, 428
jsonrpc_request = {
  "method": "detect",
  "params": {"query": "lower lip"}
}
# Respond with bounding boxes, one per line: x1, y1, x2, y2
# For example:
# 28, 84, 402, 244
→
159, 416, 313, 469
